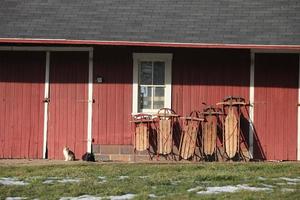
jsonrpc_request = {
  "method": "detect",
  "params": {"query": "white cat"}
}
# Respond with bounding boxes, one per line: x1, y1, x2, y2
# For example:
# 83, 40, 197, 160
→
63, 146, 75, 161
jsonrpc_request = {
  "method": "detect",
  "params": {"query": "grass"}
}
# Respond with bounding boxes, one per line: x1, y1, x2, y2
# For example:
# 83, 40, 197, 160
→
0, 162, 299, 199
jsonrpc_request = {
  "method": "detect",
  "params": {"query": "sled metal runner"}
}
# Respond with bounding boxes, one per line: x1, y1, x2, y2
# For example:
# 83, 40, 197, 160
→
179, 111, 203, 161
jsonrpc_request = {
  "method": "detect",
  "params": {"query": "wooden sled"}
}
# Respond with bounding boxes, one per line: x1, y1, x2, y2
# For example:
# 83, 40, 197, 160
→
179, 111, 203, 160
217, 96, 248, 160
224, 108, 238, 159
201, 107, 223, 159
154, 108, 179, 159
131, 113, 153, 159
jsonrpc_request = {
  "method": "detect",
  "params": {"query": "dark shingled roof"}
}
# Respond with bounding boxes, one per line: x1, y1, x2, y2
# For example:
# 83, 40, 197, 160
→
0, 0, 299, 45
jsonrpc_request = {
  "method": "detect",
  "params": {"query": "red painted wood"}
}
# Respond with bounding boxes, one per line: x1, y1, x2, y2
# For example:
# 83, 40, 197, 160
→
48, 52, 89, 160
172, 49, 250, 116
254, 54, 298, 160
0, 38, 300, 50
92, 47, 250, 148
0, 51, 45, 158
93, 48, 133, 145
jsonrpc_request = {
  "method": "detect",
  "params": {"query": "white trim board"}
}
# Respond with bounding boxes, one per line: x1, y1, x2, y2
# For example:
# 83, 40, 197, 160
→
249, 52, 255, 159
42, 51, 50, 159
87, 49, 94, 153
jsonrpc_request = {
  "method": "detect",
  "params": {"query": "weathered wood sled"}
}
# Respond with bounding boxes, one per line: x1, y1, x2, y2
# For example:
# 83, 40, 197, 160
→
179, 111, 203, 160
154, 108, 179, 160
131, 113, 153, 159
217, 96, 247, 160
201, 106, 223, 160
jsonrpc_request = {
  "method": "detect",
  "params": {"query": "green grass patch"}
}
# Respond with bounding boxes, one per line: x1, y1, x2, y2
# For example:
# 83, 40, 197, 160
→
0, 162, 299, 199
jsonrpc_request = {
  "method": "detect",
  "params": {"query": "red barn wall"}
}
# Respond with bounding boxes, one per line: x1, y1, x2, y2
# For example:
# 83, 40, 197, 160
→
92, 47, 250, 148
93, 47, 133, 145
172, 49, 250, 115
47, 52, 89, 160
254, 53, 298, 160
0, 51, 45, 158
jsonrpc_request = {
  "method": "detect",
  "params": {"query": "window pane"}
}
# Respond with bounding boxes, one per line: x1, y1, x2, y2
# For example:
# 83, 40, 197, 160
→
140, 62, 152, 85
153, 61, 165, 85
139, 86, 152, 110
153, 87, 164, 109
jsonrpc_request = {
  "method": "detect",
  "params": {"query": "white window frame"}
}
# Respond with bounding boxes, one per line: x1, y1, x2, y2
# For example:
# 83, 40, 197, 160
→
132, 53, 172, 114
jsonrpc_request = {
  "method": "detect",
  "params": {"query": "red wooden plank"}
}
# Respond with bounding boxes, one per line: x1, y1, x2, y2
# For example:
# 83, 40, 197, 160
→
254, 53, 298, 160
172, 49, 250, 115
0, 51, 45, 158
93, 48, 133, 145
48, 51, 89, 160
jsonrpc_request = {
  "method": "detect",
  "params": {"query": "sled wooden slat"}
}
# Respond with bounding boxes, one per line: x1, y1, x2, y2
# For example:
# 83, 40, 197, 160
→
203, 116, 217, 156
134, 125, 148, 152
224, 108, 238, 159
158, 119, 172, 154
180, 121, 198, 159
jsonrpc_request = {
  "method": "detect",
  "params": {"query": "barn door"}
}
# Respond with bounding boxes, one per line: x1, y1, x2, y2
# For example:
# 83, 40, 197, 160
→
0, 51, 45, 158
254, 53, 298, 160
47, 52, 89, 159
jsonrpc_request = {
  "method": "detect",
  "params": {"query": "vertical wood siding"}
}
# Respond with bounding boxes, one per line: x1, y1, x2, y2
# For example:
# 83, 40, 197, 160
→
254, 53, 298, 160
172, 49, 250, 115
48, 52, 89, 159
92, 48, 250, 147
93, 48, 133, 145
172, 49, 251, 155
0, 51, 45, 158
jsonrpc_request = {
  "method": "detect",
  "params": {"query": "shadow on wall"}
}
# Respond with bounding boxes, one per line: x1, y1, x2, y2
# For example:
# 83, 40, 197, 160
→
0, 47, 298, 89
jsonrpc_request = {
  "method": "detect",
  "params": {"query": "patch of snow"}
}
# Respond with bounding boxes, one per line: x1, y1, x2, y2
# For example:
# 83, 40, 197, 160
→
58, 178, 81, 183
187, 186, 203, 192
196, 184, 272, 195
42, 180, 55, 184
5, 198, 27, 200
109, 194, 136, 200
276, 182, 286, 186
60, 195, 102, 200
98, 176, 106, 180
281, 188, 295, 193
257, 176, 267, 181
148, 194, 157, 198
118, 176, 129, 180
171, 180, 181, 185
197, 185, 239, 194
237, 184, 272, 192
287, 182, 297, 185
260, 184, 274, 188
43, 177, 81, 184
279, 177, 300, 182
0, 178, 29, 186
138, 176, 149, 179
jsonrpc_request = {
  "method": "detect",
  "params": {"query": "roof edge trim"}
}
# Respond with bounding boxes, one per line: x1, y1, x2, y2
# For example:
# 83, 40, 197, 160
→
0, 38, 300, 50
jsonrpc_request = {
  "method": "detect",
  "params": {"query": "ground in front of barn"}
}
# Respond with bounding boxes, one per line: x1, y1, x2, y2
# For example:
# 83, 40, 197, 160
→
0, 160, 299, 200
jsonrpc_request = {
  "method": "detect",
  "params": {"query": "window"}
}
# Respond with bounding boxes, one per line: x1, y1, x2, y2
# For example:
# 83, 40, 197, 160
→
132, 53, 172, 114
